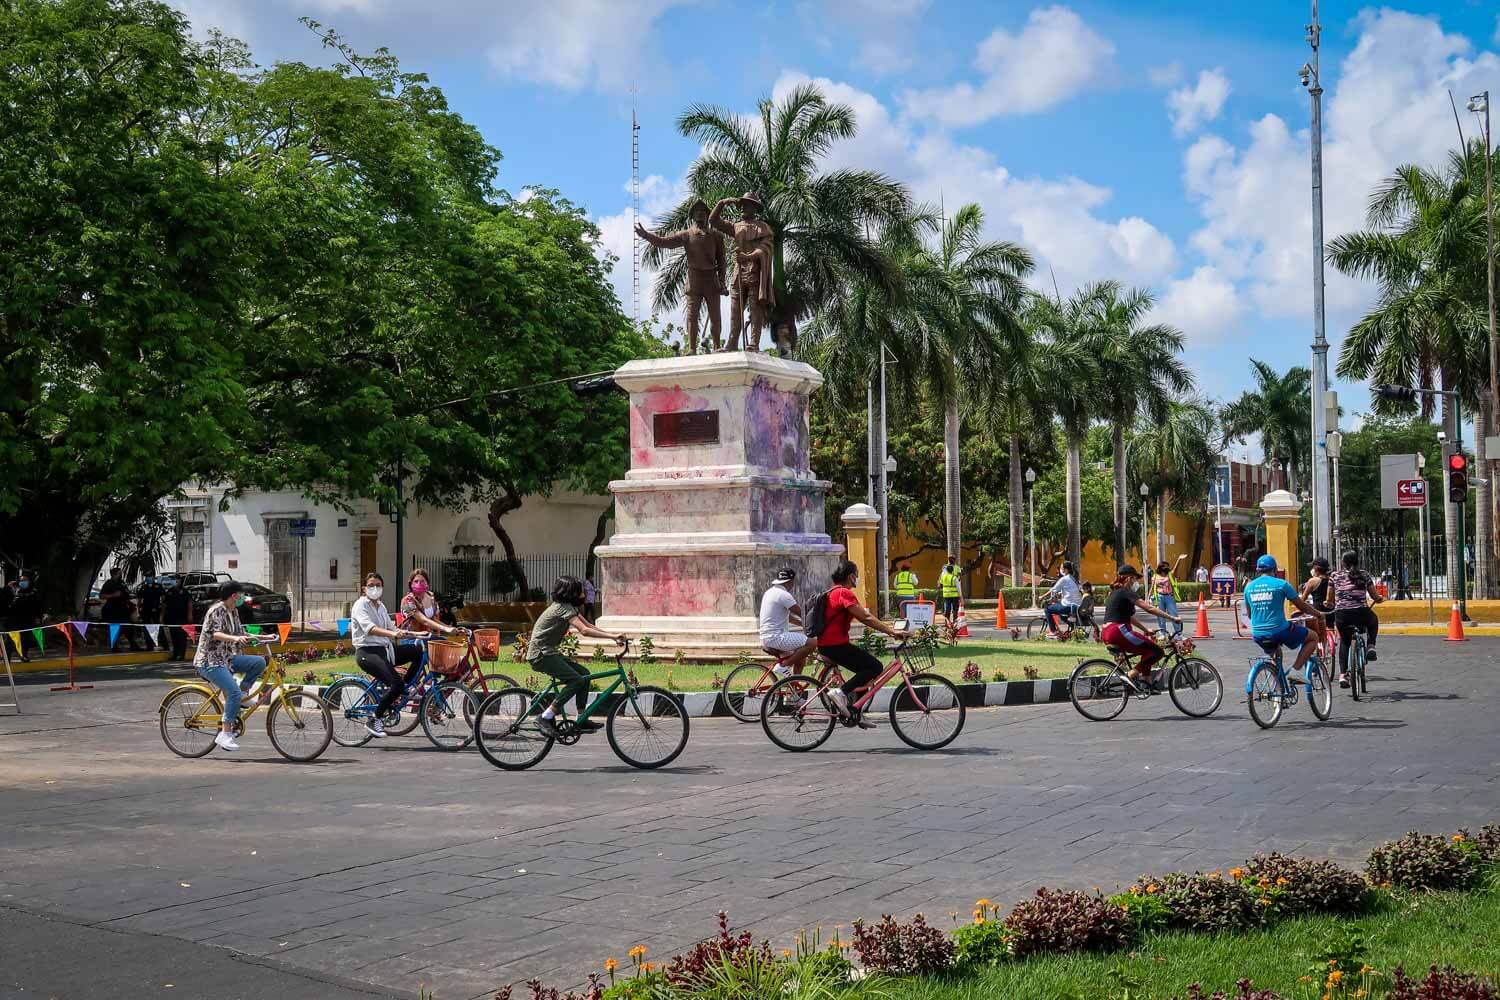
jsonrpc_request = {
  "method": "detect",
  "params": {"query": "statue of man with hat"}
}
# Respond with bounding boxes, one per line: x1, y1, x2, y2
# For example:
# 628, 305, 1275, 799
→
635, 199, 728, 354
710, 191, 778, 354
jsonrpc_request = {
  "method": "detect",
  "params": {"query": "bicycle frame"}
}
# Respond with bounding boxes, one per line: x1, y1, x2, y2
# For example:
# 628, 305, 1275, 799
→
163, 648, 309, 731
1244, 644, 1321, 700
793, 646, 933, 716
528, 665, 631, 723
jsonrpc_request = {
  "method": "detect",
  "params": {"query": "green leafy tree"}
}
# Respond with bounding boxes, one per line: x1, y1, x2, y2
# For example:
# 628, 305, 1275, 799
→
1222, 360, 1312, 490
1129, 399, 1217, 566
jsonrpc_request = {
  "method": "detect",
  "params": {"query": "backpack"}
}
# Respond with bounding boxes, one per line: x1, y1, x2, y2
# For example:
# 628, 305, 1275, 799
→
802, 590, 833, 639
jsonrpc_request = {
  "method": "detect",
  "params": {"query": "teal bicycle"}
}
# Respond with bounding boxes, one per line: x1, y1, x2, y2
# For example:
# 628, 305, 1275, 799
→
472, 639, 689, 770
1245, 619, 1333, 729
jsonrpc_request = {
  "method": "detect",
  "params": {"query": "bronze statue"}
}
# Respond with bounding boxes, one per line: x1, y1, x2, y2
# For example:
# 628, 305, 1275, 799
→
635, 199, 727, 354
711, 192, 780, 354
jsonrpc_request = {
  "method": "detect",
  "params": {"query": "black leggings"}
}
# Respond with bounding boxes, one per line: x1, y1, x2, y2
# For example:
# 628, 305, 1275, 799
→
355, 644, 424, 717
1333, 607, 1378, 671
820, 643, 883, 699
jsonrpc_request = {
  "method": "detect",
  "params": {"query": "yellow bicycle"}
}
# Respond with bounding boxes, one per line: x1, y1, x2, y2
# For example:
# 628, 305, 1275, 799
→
158, 639, 333, 761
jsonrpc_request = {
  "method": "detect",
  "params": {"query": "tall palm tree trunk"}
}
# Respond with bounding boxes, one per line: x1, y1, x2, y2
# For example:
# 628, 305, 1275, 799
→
944, 395, 962, 568
1112, 426, 1128, 560
1156, 494, 1168, 566
1008, 432, 1024, 587
1474, 393, 1492, 599
1065, 434, 1083, 565
1442, 383, 1461, 601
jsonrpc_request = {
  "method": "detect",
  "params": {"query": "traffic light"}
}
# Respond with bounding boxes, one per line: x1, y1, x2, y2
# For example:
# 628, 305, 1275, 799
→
1373, 384, 1418, 405
1448, 452, 1469, 503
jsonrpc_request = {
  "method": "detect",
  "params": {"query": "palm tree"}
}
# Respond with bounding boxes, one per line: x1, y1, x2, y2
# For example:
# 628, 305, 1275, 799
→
987, 312, 1055, 585
1131, 400, 1217, 565
1222, 360, 1311, 491
1328, 150, 1490, 597
1081, 284, 1193, 560
646, 84, 912, 349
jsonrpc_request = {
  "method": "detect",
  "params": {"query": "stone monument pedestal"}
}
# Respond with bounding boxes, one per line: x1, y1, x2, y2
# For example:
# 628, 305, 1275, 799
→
590, 352, 844, 659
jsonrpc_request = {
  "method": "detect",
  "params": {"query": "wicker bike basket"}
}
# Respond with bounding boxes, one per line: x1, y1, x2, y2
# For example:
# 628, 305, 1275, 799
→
473, 628, 501, 660
426, 639, 470, 677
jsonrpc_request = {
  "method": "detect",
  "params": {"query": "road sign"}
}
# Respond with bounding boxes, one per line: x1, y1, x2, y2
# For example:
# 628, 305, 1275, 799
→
1209, 562, 1236, 597
288, 518, 316, 537
1395, 478, 1427, 508
1379, 454, 1420, 509
1208, 464, 1231, 506
900, 600, 936, 630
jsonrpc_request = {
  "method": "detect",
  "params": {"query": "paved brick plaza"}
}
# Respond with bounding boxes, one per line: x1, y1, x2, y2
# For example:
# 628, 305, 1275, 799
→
2, 635, 1496, 999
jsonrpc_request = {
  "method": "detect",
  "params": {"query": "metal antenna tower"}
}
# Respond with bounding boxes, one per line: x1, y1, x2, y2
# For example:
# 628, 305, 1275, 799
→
631, 95, 641, 328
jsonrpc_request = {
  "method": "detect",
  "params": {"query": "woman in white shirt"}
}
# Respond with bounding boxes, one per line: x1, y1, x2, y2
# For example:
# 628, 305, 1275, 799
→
351, 572, 427, 738
1042, 561, 1084, 636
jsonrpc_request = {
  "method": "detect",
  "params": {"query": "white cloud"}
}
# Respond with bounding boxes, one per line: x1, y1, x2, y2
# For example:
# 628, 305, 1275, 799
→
1148, 62, 1183, 87
1179, 9, 1500, 339
168, 0, 689, 92
1167, 68, 1230, 137
1152, 265, 1243, 342
595, 174, 692, 320
810, 0, 933, 76
900, 6, 1115, 126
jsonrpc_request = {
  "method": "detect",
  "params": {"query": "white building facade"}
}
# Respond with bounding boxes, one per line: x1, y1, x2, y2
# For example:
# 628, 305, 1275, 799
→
162, 486, 611, 621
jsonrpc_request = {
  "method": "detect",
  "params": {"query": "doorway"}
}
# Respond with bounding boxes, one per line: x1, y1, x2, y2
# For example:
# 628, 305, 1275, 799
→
359, 530, 378, 582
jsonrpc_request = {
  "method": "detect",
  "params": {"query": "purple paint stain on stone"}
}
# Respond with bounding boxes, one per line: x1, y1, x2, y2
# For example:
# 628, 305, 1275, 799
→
745, 376, 807, 472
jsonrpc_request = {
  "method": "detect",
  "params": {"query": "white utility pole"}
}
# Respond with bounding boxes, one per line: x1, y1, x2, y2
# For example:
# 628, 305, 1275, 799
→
1303, 1, 1333, 560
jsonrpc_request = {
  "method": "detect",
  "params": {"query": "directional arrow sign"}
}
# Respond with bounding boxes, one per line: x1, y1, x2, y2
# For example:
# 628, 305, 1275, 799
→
1396, 479, 1427, 507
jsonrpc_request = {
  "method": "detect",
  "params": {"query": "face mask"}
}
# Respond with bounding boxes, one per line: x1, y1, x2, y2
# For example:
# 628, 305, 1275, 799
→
235, 595, 247, 607
366, 585, 383, 601
410, 580, 428, 595
18, 580, 28, 590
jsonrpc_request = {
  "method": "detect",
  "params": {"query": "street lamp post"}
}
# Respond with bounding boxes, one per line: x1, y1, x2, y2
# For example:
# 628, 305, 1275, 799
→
1327, 430, 1343, 556
1468, 91, 1496, 597
1025, 467, 1038, 609
1301, 0, 1333, 561
1139, 481, 1150, 573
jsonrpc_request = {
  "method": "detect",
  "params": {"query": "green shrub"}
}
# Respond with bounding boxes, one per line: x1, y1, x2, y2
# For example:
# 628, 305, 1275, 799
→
1456, 824, 1500, 863
1147, 872, 1262, 933
1107, 889, 1173, 934
1001, 888, 1131, 959
1366, 832, 1479, 891
1242, 853, 1370, 917
952, 904, 1009, 970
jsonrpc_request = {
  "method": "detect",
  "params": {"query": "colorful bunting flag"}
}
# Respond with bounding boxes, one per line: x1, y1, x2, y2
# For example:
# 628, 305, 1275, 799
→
72, 621, 89, 639
145, 624, 161, 644
183, 625, 198, 643
245, 624, 262, 635
277, 623, 292, 644
336, 619, 350, 637
108, 624, 121, 648
32, 628, 45, 651
309, 620, 323, 630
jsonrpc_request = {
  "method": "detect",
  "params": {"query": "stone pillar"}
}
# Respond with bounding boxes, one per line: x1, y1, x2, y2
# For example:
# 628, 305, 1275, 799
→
841, 503, 880, 611
591, 352, 845, 658
1260, 489, 1303, 587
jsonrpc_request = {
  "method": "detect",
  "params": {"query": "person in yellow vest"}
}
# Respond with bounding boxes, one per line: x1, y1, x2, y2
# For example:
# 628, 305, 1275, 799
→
893, 563, 919, 606
938, 560, 961, 625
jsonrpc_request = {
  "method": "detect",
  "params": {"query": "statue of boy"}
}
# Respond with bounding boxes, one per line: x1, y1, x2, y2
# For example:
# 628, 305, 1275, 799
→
635, 199, 727, 354
710, 191, 778, 354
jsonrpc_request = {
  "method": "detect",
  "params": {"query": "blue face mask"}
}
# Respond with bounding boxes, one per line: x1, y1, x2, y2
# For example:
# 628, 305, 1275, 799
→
17, 580, 29, 590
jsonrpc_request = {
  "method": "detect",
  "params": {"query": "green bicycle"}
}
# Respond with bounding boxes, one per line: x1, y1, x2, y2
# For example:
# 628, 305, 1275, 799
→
471, 639, 689, 770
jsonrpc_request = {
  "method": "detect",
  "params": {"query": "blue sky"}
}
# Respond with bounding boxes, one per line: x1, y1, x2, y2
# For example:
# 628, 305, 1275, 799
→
176, 0, 1500, 446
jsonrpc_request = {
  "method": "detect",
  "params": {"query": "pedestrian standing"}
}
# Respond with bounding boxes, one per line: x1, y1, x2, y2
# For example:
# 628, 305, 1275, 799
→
1194, 565, 1208, 585
4, 572, 41, 662
938, 560, 961, 626
583, 577, 598, 623
137, 576, 164, 651
161, 577, 194, 661
893, 562, 919, 605
101, 565, 140, 652
1153, 556, 1186, 636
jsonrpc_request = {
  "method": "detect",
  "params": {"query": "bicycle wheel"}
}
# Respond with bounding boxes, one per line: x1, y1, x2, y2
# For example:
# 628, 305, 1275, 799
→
323, 677, 376, 748
607, 685, 689, 769
473, 688, 552, 770
1247, 661, 1284, 729
889, 673, 965, 750
382, 672, 424, 736
1307, 659, 1332, 720
159, 686, 221, 758
421, 680, 477, 750
1025, 618, 1049, 640
1168, 656, 1224, 718
1347, 638, 1362, 703
266, 690, 333, 762
721, 662, 777, 723
1068, 659, 1129, 722
760, 674, 837, 752
473, 671, 521, 696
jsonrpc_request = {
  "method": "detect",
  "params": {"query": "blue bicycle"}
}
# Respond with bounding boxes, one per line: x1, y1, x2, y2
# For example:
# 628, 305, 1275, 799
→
1245, 624, 1332, 729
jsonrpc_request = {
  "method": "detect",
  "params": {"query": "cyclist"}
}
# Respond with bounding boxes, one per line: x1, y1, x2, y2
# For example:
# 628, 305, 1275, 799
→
1243, 555, 1325, 683
1299, 557, 1335, 617
399, 567, 458, 638
1099, 565, 1181, 688
938, 560, 961, 625
192, 580, 269, 752
758, 568, 816, 676
815, 560, 910, 727
1153, 555, 1187, 636
530, 575, 627, 740
1042, 560, 1084, 636
1330, 550, 1383, 687
351, 572, 429, 739
892, 563, 919, 604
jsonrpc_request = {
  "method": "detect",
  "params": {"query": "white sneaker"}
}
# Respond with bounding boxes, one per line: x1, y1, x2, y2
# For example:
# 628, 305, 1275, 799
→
1285, 669, 1307, 684
825, 689, 851, 716
365, 720, 387, 739
773, 665, 791, 679
214, 731, 239, 751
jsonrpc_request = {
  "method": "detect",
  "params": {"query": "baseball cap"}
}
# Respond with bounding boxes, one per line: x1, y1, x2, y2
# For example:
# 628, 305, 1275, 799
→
1116, 564, 1140, 578
773, 568, 796, 584
1256, 554, 1278, 571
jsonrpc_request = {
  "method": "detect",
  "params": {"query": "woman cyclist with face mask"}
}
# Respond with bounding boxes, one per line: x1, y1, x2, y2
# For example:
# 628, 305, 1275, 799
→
351, 572, 428, 738
399, 568, 455, 638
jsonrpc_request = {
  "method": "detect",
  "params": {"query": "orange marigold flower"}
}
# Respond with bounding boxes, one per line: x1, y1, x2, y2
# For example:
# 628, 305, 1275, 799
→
1145, 884, 1159, 894
975, 898, 991, 908
628, 945, 647, 960
1276, 877, 1290, 886
781, 949, 792, 958
604, 958, 618, 973
1229, 867, 1246, 879
1328, 970, 1344, 984
1453, 833, 1464, 842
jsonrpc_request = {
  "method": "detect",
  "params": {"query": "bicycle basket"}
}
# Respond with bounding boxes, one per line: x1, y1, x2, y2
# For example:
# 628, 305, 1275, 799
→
427, 639, 469, 677
473, 628, 501, 661
902, 642, 938, 674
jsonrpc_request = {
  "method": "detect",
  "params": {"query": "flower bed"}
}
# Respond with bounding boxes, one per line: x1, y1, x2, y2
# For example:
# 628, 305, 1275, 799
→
495, 823, 1500, 1000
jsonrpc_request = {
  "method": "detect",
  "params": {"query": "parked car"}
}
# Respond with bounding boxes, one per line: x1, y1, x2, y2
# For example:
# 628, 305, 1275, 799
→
239, 583, 292, 625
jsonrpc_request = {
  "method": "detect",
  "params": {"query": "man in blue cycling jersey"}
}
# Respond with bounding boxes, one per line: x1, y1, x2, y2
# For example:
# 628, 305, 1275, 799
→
1243, 554, 1325, 682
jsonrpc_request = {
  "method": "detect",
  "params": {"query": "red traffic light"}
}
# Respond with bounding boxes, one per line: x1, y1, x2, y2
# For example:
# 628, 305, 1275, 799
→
1449, 453, 1468, 472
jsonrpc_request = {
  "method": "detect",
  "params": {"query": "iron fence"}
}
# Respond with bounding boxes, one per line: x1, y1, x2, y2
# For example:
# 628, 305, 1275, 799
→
410, 552, 591, 603
1322, 535, 1459, 599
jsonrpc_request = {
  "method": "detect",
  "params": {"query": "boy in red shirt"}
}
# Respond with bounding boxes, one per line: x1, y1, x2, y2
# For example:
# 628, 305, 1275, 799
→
817, 560, 910, 727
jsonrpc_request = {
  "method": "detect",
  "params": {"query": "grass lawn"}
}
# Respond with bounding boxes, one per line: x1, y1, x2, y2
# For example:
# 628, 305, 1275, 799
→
900, 889, 1500, 999
282, 639, 1096, 690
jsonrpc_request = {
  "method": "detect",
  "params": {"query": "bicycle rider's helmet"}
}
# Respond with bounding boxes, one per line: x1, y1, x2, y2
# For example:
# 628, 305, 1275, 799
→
1256, 554, 1278, 572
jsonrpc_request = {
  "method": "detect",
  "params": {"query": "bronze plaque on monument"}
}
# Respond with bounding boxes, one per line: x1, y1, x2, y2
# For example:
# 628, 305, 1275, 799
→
653, 410, 719, 447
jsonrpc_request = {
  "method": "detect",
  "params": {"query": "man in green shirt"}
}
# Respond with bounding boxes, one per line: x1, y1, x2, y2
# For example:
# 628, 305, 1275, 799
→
530, 576, 627, 739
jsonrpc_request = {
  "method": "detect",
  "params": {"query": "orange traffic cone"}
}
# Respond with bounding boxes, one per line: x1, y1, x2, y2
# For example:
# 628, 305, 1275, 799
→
1445, 601, 1468, 642
1193, 597, 1212, 639
955, 600, 971, 638
994, 591, 1008, 628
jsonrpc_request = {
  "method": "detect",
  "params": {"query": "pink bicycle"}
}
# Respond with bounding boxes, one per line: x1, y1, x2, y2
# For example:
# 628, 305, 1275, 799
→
758, 640, 965, 752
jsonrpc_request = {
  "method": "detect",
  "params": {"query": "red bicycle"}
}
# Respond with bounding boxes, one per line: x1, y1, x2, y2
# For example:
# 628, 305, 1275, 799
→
721, 648, 843, 723
757, 640, 964, 752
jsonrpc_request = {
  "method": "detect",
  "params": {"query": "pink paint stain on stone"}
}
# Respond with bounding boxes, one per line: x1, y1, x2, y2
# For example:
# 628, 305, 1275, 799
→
630, 385, 709, 468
